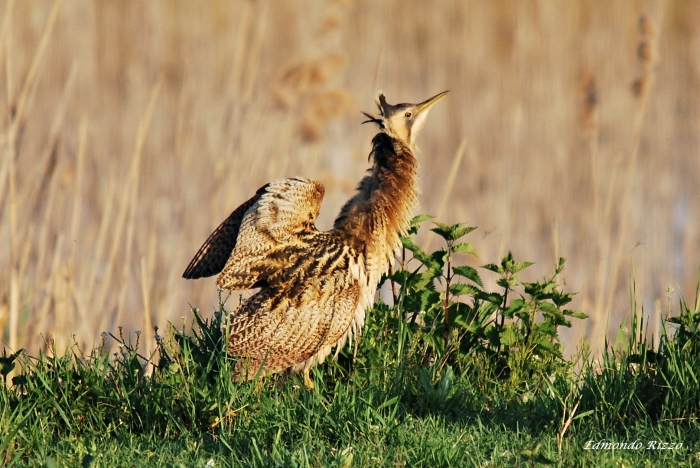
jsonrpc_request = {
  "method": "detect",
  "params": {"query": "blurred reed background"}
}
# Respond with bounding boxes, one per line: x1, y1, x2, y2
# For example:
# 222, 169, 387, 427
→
1, 0, 698, 356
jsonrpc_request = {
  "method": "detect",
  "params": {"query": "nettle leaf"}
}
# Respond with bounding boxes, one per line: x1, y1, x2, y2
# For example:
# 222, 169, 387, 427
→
535, 338, 559, 355
452, 313, 472, 329
431, 222, 477, 242
436, 365, 454, 397
451, 242, 477, 256
420, 290, 441, 312
452, 265, 484, 287
410, 214, 435, 227
551, 290, 575, 307
555, 257, 567, 274
524, 281, 554, 298
504, 299, 526, 318
566, 309, 588, 320
513, 308, 531, 321
0, 349, 24, 377
413, 271, 439, 291
484, 325, 500, 347
500, 251, 515, 271
401, 237, 440, 269
431, 222, 453, 240
449, 302, 474, 326
400, 236, 422, 254
449, 283, 481, 296
477, 291, 503, 305
512, 261, 534, 273
407, 214, 434, 236
523, 282, 540, 296
430, 249, 448, 269
387, 269, 411, 286
496, 278, 513, 289
542, 310, 571, 328
537, 302, 561, 315
481, 263, 502, 274
500, 325, 518, 346
536, 320, 558, 337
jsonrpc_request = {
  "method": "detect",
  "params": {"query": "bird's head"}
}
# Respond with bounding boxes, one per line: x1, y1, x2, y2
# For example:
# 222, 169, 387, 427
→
363, 90, 449, 149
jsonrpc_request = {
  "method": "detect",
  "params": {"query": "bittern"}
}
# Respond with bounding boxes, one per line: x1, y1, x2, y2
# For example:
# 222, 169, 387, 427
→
183, 91, 448, 388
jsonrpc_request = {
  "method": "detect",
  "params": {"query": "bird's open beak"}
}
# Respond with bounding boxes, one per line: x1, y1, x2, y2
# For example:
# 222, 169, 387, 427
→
414, 90, 449, 115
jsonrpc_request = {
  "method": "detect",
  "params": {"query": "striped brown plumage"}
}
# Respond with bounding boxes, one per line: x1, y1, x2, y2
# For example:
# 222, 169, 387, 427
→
183, 91, 448, 388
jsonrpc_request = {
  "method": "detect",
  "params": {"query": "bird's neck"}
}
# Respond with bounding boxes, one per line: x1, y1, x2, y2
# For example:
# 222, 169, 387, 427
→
333, 132, 419, 282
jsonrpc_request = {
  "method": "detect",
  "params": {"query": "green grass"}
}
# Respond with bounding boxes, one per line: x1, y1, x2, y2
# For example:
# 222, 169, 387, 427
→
1, 223, 699, 467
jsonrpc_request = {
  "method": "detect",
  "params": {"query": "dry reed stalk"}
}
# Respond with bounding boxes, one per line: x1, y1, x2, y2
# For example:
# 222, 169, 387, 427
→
5, 0, 64, 350
242, 0, 270, 104
161, 267, 181, 332
113, 74, 164, 329
13, 225, 33, 351
3, 0, 16, 352
579, 70, 600, 229
30, 159, 64, 347
145, 232, 158, 351
63, 116, 91, 344
372, 47, 384, 92
552, 217, 560, 265
95, 74, 164, 320
8, 268, 18, 350
32, 233, 64, 350
140, 257, 153, 360
32, 184, 57, 308
268, 111, 299, 179
579, 70, 615, 344
0, 0, 12, 80
422, 138, 467, 252
7, 120, 17, 351
0, 301, 6, 340
8, 0, 64, 132
54, 238, 72, 351
601, 16, 659, 334
20, 63, 78, 220
85, 178, 116, 314
70, 116, 89, 271
227, 1, 254, 99
223, 1, 255, 152
0, 0, 15, 210
15, 225, 33, 291
67, 289, 93, 348
590, 15, 661, 349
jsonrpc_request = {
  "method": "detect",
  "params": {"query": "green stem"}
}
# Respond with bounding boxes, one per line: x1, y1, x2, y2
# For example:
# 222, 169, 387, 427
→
444, 244, 452, 344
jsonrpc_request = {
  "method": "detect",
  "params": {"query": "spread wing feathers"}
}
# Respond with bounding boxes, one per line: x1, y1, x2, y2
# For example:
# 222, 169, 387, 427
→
227, 254, 361, 379
182, 184, 270, 279
216, 177, 326, 291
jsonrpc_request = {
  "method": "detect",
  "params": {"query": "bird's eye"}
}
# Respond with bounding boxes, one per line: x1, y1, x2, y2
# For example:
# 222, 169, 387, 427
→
405, 112, 412, 118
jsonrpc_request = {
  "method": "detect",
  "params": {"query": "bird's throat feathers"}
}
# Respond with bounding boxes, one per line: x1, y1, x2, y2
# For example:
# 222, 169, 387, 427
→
333, 132, 418, 277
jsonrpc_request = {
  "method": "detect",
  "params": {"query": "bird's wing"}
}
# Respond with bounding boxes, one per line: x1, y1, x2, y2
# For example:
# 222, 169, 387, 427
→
227, 248, 361, 378
214, 177, 326, 290
182, 184, 270, 280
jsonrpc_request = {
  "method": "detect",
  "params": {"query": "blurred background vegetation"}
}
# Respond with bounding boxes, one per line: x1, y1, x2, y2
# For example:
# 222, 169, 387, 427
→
0, 0, 698, 355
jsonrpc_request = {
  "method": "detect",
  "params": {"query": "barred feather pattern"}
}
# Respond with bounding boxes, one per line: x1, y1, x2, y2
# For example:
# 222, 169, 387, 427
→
184, 134, 419, 384
333, 133, 419, 293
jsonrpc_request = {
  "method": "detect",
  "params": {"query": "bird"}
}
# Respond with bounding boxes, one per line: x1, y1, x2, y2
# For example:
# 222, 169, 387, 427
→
183, 90, 448, 388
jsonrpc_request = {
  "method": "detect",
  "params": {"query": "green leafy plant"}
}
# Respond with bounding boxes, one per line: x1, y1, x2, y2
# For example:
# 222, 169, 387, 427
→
382, 216, 587, 385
